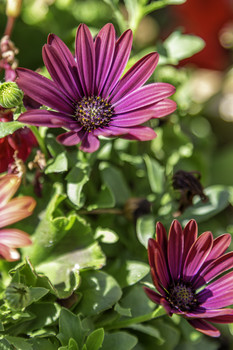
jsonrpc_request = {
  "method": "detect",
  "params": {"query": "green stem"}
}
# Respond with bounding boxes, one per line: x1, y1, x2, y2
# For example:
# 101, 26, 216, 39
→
30, 126, 49, 159
104, 306, 166, 330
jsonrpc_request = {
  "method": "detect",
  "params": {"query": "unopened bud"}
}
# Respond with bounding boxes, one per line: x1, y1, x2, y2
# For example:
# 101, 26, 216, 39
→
6, 0, 22, 18
0, 82, 23, 108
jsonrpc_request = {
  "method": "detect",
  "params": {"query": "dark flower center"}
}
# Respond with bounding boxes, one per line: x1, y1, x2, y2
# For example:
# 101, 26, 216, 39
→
75, 96, 114, 131
166, 280, 199, 312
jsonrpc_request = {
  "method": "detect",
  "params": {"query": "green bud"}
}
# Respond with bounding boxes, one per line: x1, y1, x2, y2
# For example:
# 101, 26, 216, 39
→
0, 82, 24, 108
5, 282, 30, 310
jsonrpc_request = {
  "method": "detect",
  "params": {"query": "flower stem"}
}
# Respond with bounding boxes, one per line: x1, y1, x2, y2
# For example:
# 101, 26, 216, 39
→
30, 126, 49, 159
104, 306, 166, 330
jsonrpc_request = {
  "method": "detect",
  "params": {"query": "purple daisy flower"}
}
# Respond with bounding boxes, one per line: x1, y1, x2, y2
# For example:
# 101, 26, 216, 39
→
144, 219, 233, 337
16, 23, 176, 152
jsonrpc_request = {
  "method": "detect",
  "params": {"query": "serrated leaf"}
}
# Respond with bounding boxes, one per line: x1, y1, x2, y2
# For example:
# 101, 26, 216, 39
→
0, 121, 25, 138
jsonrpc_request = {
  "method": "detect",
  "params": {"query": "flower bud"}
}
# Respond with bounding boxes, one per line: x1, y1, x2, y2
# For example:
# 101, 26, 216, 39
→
0, 82, 23, 108
5, 282, 30, 310
6, 0, 22, 18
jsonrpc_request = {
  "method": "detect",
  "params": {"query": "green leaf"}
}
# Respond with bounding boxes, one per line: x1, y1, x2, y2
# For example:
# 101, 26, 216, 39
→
85, 328, 104, 350
57, 309, 88, 348
114, 303, 131, 317
45, 152, 68, 173
107, 260, 150, 288
4, 336, 32, 350
87, 184, 115, 210
94, 227, 119, 244
144, 155, 164, 194
100, 163, 131, 205
66, 163, 91, 207
78, 270, 122, 317
28, 338, 58, 350
136, 215, 155, 248
0, 121, 25, 138
101, 332, 137, 350
163, 31, 205, 64
179, 185, 230, 224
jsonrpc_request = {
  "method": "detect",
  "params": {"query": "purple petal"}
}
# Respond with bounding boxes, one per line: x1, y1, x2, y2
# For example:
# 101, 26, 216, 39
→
47, 34, 84, 96
56, 131, 82, 146
198, 271, 233, 297
183, 231, 213, 279
101, 29, 133, 99
168, 220, 183, 280
148, 239, 165, 294
110, 52, 159, 103
150, 99, 177, 119
143, 287, 162, 305
16, 68, 74, 114
201, 234, 231, 268
201, 290, 233, 309
205, 312, 233, 324
80, 132, 100, 153
187, 319, 220, 337
181, 220, 198, 270
186, 308, 233, 319
43, 44, 81, 100
114, 83, 175, 114
110, 110, 155, 127
194, 251, 233, 289
94, 23, 116, 95
156, 222, 168, 258
75, 24, 95, 96
18, 109, 74, 128
154, 241, 171, 289
121, 126, 157, 141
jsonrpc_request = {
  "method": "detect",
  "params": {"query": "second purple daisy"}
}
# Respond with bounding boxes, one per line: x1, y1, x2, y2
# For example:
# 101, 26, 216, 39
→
16, 23, 176, 152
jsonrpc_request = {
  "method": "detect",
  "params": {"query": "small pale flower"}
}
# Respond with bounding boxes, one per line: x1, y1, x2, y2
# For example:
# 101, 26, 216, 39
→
16, 23, 176, 152
144, 219, 233, 337
0, 174, 36, 261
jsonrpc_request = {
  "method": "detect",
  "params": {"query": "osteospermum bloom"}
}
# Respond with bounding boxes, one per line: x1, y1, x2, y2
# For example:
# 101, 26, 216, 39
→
16, 23, 176, 152
144, 219, 233, 337
0, 174, 36, 261
0, 107, 37, 173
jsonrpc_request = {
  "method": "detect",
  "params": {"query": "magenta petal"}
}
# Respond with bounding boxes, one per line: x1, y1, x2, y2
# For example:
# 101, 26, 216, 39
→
114, 83, 175, 114
202, 234, 231, 267
18, 109, 74, 128
148, 239, 165, 294
94, 23, 115, 95
47, 33, 84, 96
150, 99, 177, 119
80, 132, 100, 153
143, 287, 162, 305
110, 110, 155, 127
198, 271, 233, 297
181, 220, 198, 269
168, 220, 183, 280
156, 222, 168, 257
183, 231, 213, 278
122, 126, 157, 141
16, 68, 73, 114
43, 44, 81, 100
154, 242, 171, 289
56, 131, 82, 146
101, 29, 133, 99
194, 251, 233, 289
187, 319, 220, 337
75, 24, 95, 96
186, 308, 233, 319
205, 312, 233, 324
0, 229, 31, 248
0, 243, 20, 261
110, 52, 159, 103
201, 290, 233, 309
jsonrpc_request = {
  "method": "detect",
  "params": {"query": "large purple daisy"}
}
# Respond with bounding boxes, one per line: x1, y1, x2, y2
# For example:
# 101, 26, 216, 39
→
16, 23, 176, 152
144, 219, 233, 337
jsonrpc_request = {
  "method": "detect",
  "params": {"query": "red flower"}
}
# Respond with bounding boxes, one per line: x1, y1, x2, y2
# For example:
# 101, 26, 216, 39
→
144, 220, 233, 337
0, 106, 37, 173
